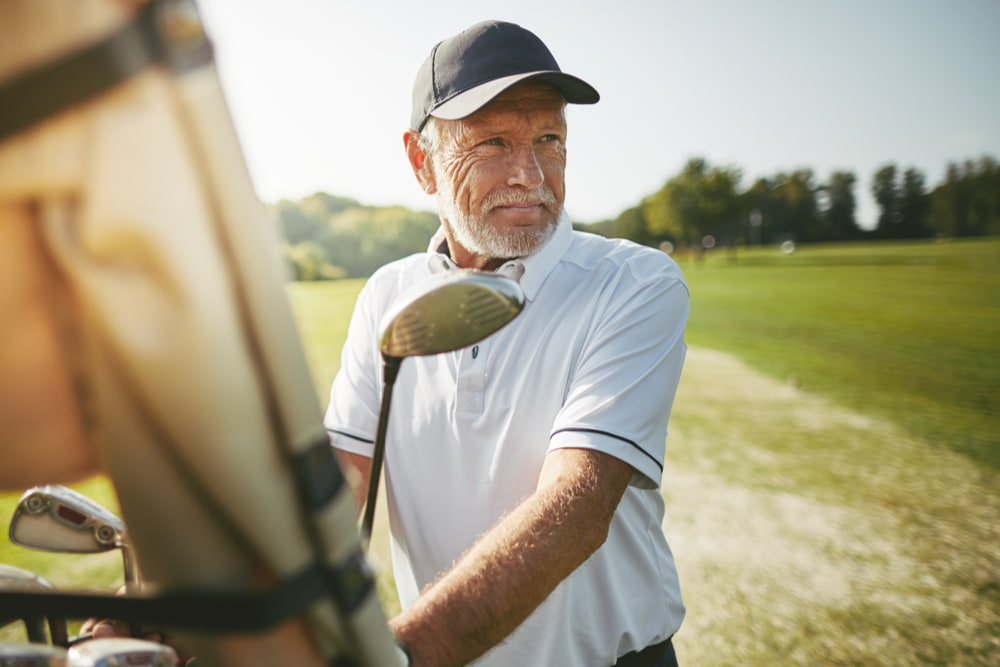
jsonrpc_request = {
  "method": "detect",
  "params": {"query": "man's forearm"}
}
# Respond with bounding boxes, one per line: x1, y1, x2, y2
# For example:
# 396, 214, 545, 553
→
333, 447, 373, 516
389, 448, 632, 667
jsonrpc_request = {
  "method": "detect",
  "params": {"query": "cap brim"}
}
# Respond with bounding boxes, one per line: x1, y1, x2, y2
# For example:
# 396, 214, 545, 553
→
430, 71, 599, 121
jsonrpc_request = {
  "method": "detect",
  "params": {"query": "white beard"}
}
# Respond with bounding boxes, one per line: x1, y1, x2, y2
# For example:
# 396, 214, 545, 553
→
437, 186, 561, 260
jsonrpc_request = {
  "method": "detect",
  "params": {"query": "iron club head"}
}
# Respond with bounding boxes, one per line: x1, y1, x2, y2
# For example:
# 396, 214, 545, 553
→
9, 486, 139, 588
0, 564, 53, 591
66, 638, 177, 667
0, 642, 68, 666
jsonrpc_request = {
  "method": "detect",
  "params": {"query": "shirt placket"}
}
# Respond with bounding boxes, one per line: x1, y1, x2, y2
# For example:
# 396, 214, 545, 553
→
455, 337, 490, 414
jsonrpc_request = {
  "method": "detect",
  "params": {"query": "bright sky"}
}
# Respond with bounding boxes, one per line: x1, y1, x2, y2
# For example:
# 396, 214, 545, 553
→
196, 0, 999, 229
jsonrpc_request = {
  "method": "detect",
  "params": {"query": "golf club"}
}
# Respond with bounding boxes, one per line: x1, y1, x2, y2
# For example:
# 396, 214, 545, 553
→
0, 642, 68, 666
0, 564, 67, 646
66, 638, 177, 667
360, 269, 525, 544
9, 486, 138, 590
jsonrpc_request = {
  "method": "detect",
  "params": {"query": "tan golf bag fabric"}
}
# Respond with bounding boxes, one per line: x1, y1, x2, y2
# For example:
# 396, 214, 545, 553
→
0, 1, 402, 664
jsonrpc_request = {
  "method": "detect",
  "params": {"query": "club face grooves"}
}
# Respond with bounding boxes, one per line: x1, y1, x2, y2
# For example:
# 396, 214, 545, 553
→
379, 271, 525, 358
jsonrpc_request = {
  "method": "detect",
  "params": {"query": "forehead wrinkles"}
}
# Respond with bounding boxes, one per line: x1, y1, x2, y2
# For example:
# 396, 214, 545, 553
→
436, 88, 566, 150
466, 95, 566, 137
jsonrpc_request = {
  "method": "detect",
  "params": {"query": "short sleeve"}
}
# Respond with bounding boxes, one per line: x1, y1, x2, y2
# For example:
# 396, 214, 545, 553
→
323, 278, 381, 456
549, 255, 689, 488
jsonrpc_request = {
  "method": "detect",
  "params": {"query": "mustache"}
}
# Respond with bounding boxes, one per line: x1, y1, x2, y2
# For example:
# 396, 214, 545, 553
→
481, 186, 558, 211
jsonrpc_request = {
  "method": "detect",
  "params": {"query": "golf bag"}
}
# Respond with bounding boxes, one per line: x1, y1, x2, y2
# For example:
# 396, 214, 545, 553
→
0, 0, 403, 664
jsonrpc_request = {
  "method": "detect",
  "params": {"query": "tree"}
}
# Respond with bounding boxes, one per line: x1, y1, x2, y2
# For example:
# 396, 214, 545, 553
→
822, 171, 860, 241
284, 241, 345, 281
273, 200, 317, 245
643, 158, 742, 249
778, 170, 820, 242
933, 161, 974, 236
872, 164, 903, 238
873, 164, 936, 239
929, 156, 1000, 237
900, 168, 931, 238
609, 206, 657, 246
742, 170, 820, 243
318, 206, 439, 278
272, 193, 440, 279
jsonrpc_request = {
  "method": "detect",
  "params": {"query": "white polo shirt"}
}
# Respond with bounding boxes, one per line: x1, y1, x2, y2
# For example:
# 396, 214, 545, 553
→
325, 211, 688, 666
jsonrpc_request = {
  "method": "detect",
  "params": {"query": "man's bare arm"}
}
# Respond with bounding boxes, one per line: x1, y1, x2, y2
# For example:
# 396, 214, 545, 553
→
388, 447, 633, 667
334, 448, 373, 516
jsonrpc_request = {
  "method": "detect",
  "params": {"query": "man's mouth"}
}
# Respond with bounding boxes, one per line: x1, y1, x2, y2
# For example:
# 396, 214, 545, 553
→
490, 203, 546, 224
482, 187, 557, 221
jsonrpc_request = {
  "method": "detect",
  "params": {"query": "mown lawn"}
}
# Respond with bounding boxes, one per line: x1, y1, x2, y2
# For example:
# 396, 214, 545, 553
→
680, 237, 1000, 470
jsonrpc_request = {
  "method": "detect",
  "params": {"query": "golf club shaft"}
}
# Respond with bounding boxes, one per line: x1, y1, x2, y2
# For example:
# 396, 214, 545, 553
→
361, 356, 402, 546
24, 615, 47, 643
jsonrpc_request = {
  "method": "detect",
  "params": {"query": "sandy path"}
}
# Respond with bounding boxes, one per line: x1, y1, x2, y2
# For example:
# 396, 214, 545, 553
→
664, 347, 998, 665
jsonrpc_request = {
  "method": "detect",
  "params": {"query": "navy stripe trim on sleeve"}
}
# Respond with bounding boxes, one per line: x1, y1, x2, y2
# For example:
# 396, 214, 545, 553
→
325, 428, 374, 445
550, 427, 663, 472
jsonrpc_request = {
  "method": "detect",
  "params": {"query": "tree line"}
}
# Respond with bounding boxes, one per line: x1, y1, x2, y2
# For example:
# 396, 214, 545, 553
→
592, 154, 1000, 250
274, 193, 439, 280
275, 155, 999, 279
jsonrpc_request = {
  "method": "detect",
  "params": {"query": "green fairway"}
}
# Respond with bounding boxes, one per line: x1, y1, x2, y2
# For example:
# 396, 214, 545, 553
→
286, 278, 366, 401
681, 237, 1000, 469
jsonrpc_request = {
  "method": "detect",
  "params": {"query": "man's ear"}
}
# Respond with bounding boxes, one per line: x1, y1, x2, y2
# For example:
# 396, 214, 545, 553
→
403, 130, 437, 195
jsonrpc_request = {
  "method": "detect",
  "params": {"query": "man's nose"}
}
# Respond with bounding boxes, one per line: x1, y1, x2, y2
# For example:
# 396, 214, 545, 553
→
506, 145, 544, 189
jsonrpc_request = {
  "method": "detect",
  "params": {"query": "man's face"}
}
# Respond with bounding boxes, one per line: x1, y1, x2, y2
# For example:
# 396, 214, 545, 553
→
424, 82, 567, 265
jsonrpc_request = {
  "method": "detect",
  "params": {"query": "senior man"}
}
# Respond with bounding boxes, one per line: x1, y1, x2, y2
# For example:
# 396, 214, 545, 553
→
325, 20, 689, 667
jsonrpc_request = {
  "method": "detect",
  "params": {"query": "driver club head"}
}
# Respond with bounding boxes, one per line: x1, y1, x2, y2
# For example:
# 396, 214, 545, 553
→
378, 269, 525, 359
9, 486, 138, 587
361, 269, 525, 545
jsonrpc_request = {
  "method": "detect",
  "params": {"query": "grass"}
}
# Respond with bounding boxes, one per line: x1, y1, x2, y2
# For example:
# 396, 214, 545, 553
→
2, 237, 996, 663
285, 279, 365, 401
680, 237, 1000, 470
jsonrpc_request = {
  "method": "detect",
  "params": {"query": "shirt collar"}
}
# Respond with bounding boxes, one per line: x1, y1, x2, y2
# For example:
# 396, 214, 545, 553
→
424, 209, 573, 302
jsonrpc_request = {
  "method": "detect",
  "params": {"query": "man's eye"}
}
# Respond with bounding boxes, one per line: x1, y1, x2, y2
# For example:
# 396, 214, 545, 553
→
482, 137, 504, 147
539, 134, 561, 144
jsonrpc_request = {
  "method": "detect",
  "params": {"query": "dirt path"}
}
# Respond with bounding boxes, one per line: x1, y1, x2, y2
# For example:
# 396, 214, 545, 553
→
664, 347, 998, 666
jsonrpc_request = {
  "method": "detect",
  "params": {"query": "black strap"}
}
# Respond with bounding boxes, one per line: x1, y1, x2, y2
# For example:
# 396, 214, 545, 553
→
0, 553, 372, 632
0, 0, 213, 144
613, 636, 674, 667
292, 435, 347, 510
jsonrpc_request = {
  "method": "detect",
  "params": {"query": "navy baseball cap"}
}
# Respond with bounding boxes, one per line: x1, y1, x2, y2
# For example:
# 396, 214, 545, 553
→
410, 20, 600, 131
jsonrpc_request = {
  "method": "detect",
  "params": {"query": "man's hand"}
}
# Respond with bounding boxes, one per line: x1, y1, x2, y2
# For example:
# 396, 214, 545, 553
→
77, 617, 194, 665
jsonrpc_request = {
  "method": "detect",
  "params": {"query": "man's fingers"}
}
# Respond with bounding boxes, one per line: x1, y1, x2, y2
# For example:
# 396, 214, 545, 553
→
91, 620, 127, 638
